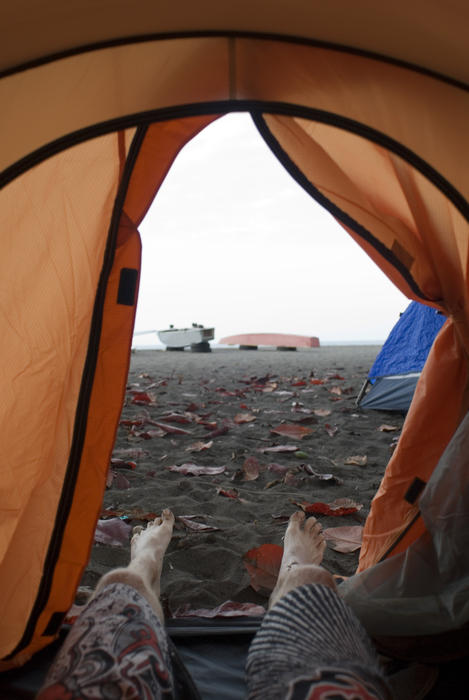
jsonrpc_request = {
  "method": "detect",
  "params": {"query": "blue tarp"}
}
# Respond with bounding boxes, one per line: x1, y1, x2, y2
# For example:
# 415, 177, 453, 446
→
368, 302, 446, 380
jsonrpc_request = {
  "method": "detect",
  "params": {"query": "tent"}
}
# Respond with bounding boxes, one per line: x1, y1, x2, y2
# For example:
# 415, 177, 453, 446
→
1, 0, 469, 675
357, 302, 447, 412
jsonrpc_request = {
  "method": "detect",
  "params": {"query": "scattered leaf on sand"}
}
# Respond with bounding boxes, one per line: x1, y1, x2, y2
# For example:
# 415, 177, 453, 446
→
323, 525, 364, 553
158, 412, 192, 424
172, 601, 265, 618
217, 488, 239, 499
110, 458, 137, 470
185, 440, 213, 453
295, 498, 362, 516
324, 424, 338, 438
329, 386, 342, 395
153, 422, 192, 436
242, 456, 261, 480
313, 408, 332, 417
130, 391, 156, 405
206, 424, 230, 438
112, 447, 149, 458
243, 544, 283, 592
234, 413, 257, 424
378, 424, 399, 432
258, 444, 298, 453
301, 464, 342, 485
344, 455, 368, 466
166, 463, 226, 476
177, 516, 220, 532
267, 463, 291, 474
94, 518, 132, 546
270, 424, 313, 440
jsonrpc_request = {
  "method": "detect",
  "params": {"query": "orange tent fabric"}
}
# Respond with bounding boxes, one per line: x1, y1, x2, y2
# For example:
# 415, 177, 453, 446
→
1, 0, 469, 667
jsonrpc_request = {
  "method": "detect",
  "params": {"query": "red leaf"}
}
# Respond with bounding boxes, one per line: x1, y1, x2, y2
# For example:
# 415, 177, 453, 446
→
110, 458, 137, 470
310, 379, 324, 385
217, 488, 239, 499
295, 498, 363, 517
291, 379, 307, 387
172, 601, 265, 618
166, 463, 226, 476
243, 544, 283, 592
270, 424, 313, 440
130, 391, 155, 405
242, 456, 261, 481
324, 424, 338, 438
206, 424, 229, 438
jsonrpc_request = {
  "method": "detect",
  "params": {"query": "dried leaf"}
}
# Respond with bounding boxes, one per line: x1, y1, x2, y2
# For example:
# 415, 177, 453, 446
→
329, 386, 342, 395
186, 440, 214, 453
344, 455, 368, 466
172, 601, 265, 618
243, 544, 283, 592
378, 424, 399, 432
301, 464, 342, 485
267, 463, 291, 474
310, 379, 325, 385
217, 488, 239, 499
258, 444, 298, 453
153, 422, 192, 436
178, 516, 220, 532
166, 463, 226, 476
324, 424, 338, 438
158, 412, 193, 424
295, 498, 363, 517
313, 408, 332, 417
270, 424, 313, 440
206, 425, 230, 438
94, 518, 132, 546
113, 447, 149, 458
110, 458, 137, 470
242, 456, 261, 481
323, 525, 364, 553
234, 413, 257, 424
130, 391, 156, 405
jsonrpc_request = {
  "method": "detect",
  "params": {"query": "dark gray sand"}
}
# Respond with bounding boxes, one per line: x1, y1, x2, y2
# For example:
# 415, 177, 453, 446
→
81, 346, 404, 615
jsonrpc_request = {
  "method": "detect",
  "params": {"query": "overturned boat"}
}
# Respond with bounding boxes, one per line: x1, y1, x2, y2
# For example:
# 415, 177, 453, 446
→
157, 324, 214, 351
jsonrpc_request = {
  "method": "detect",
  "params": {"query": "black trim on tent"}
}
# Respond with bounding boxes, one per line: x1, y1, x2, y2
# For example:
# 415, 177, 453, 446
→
2, 29, 469, 95
3, 100, 469, 240
3, 125, 148, 661
251, 112, 429, 302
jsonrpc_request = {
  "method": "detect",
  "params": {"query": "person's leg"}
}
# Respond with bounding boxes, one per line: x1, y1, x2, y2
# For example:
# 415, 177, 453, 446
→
246, 511, 391, 700
37, 509, 188, 699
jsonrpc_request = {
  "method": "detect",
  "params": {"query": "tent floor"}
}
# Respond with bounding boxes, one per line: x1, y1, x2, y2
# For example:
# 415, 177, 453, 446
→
0, 626, 467, 698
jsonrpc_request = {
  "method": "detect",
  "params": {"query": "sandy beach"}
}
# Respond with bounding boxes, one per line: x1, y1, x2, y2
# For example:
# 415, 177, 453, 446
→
81, 345, 404, 615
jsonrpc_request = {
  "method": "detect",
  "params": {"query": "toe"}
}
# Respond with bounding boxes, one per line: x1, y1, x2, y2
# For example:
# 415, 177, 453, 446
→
162, 508, 174, 522
305, 517, 322, 535
132, 525, 144, 537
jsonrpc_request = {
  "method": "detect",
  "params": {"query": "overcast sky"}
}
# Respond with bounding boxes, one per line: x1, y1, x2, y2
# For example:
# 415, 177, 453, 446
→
135, 113, 408, 345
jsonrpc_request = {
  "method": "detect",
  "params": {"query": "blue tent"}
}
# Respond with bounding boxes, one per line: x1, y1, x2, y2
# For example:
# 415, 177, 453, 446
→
358, 302, 447, 411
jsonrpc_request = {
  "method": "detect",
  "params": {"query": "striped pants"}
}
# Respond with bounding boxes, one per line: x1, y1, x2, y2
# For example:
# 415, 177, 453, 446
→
38, 583, 390, 699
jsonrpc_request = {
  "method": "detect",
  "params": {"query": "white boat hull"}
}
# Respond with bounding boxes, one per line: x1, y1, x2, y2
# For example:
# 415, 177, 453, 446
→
157, 327, 214, 348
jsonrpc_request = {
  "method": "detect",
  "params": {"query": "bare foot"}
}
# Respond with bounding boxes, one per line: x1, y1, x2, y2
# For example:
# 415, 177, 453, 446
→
94, 508, 175, 620
269, 511, 335, 609
131, 509, 175, 562
280, 510, 326, 573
